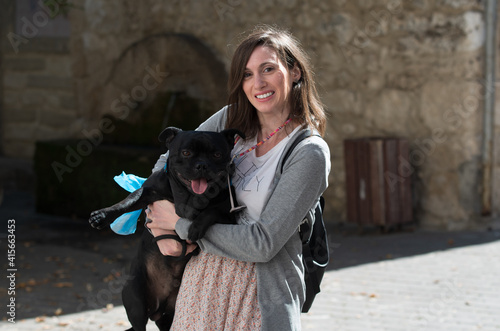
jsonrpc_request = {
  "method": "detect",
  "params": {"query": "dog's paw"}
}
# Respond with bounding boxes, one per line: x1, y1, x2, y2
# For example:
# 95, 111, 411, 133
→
187, 226, 205, 243
89, 210, 109, 229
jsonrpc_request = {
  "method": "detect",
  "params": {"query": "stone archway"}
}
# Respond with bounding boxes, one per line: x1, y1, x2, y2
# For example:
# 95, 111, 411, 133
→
94, 33, 228, 144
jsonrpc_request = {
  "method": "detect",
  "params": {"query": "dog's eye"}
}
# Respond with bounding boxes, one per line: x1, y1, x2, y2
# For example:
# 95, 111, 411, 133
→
213, 152, 222, 158
182, 150, 191, 157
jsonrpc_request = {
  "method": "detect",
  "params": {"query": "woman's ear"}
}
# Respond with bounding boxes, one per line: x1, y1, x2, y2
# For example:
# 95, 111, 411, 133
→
291, 64, 301, 83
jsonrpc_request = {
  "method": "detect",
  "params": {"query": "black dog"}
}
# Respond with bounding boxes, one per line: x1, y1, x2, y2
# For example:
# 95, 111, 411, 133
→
89, 127, 244, 331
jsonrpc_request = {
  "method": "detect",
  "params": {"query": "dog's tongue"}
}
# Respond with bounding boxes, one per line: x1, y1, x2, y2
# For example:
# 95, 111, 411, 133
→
191, 178, 208, 194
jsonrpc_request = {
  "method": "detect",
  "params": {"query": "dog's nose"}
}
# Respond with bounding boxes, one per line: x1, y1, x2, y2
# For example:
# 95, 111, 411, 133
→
195, 162, 207, 171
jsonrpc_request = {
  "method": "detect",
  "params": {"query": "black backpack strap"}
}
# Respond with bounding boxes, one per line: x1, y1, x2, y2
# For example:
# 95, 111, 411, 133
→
281, 128, 321, 243
280, 128, 314, 173
280, 128, 329, 313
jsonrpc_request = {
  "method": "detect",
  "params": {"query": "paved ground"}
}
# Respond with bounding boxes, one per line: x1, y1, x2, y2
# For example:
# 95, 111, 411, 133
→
1, 190, 500, 330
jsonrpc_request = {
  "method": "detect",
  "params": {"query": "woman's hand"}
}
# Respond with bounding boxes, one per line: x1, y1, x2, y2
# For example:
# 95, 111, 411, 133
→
145, 200, 197, 256
145, 199, 179, 230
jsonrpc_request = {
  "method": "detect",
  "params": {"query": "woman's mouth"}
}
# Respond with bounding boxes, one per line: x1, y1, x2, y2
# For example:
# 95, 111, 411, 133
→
256, 91, 274, 100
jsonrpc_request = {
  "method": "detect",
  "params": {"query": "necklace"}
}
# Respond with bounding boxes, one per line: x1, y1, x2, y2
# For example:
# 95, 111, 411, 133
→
232, 118, 291, 161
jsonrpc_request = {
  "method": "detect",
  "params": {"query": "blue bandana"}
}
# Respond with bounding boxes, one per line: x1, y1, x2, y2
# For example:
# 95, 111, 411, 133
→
109, 171, 146, 235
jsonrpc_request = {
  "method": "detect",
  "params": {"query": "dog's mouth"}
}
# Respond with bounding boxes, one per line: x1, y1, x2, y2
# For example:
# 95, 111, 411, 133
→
177, 172, 211, 195
191, 177, 208, 194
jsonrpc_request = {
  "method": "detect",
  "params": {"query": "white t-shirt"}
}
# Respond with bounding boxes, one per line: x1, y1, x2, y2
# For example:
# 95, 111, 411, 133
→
231, 126, 301, 225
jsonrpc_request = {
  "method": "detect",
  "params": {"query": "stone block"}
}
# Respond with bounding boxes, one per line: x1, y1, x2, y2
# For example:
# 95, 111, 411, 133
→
318, 13, 355, 43
59, 94, 77, 110
3, 90, 22, 107
3, 108, 37, 123
436, 0, 484, 10
323, 90, 362, 115
392, 11, 484, 54
365, 89, 415, 136
4, 57, 46, 71
21, 90, 47, 106
420, 172, 467, 219
2, 141, 35, 159
3, 37, 69, 55
4, 122, 37, 141
35, 125, 71, 141
26, 74, 73, 91
420, 81, 482, 133
44, 55, 73, 76
39, 110, 77, 128
3, 72, 27, 89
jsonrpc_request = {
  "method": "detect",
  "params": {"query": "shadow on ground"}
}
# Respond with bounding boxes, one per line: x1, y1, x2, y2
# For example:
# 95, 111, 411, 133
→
326, 222, 500, 271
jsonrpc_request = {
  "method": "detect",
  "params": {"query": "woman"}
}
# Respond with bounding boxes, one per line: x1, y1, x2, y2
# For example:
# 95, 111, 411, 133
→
146, 25, 330, 330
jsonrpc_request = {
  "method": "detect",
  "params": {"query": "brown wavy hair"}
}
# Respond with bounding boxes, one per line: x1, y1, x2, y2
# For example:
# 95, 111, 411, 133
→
226, 25, 326, 139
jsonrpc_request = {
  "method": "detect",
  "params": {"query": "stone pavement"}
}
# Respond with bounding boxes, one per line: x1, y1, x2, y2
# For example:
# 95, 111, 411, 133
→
1, 190, 500, 330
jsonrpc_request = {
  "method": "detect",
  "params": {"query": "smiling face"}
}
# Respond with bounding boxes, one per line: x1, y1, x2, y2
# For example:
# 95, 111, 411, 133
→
242, 45, 301, 120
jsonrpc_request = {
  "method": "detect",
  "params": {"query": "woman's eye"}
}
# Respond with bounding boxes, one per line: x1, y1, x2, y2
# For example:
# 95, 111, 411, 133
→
264, 66, 274, 73
243, 72, 252, 79
182, 150, 191, 157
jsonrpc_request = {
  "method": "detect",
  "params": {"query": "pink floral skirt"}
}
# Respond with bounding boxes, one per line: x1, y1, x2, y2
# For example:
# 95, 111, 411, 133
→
170, 250, 262, 330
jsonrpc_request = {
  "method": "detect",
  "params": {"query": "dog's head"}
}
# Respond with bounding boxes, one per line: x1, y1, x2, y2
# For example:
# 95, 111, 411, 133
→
159, 127, 244, 196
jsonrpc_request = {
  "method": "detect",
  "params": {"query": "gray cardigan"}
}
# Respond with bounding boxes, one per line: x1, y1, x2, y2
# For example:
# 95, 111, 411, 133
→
153, 107, 330, 330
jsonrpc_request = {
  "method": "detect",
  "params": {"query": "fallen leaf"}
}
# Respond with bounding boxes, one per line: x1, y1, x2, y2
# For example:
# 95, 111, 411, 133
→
35, 316, 46, 323
53, 282, 73, 288
54, 308, 63, 316
103, 274, 115, 282
45, 256, 61, 262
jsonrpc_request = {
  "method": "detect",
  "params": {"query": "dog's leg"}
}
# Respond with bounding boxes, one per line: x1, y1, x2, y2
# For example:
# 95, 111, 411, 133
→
122, 260, 149, 331
89, 188, 148, 229
155, 310, 174, 331
187, 210, 225, 242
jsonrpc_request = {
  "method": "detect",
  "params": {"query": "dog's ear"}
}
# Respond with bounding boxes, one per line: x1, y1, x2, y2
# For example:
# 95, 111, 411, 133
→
158, 127, 182, 144
220, 129, 245, 147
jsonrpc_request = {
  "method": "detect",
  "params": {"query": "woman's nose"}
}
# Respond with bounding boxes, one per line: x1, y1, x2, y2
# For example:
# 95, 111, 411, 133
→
254, 74, 265, 88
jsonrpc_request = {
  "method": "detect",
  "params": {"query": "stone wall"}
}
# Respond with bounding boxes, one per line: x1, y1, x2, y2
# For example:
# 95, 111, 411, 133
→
493, 5, 500, 220
2, 0, 79, 158
3, 0, 499, 229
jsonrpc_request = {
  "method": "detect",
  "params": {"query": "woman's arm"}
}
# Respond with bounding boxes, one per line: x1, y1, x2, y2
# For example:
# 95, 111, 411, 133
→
175, 136, 331, 262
